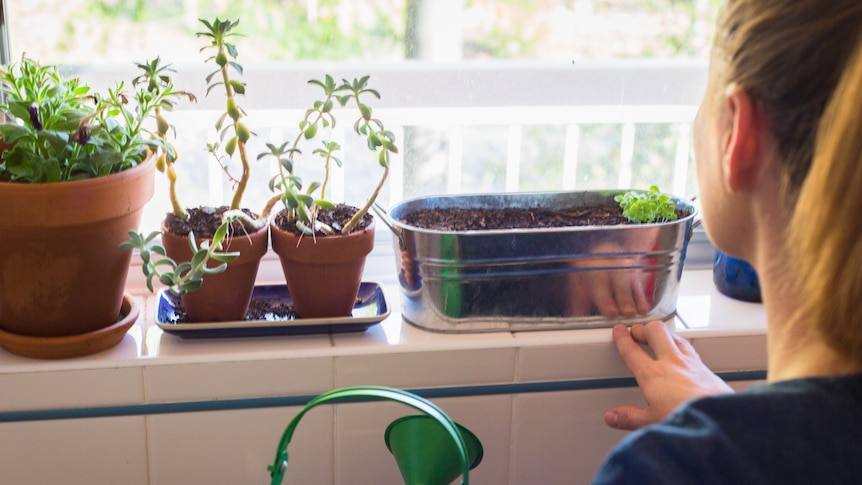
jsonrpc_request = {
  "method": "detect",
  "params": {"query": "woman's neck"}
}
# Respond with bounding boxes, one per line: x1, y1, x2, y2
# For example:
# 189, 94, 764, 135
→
754, 219, 861, 381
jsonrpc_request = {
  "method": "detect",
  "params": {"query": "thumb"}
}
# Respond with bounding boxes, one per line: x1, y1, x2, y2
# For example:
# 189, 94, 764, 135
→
604, 406, 651, 431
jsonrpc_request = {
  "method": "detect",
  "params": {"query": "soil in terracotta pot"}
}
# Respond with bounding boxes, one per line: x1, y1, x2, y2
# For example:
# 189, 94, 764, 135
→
164, 206, 258, 237
273, 203, 374, 236
402, 205, 689, 231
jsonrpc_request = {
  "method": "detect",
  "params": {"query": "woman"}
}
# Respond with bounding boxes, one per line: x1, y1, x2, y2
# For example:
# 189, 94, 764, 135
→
593, 1, 862, 482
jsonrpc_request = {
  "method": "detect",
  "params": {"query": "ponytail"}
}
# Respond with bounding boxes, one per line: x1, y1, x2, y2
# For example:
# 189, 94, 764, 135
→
790, 39, 862, 364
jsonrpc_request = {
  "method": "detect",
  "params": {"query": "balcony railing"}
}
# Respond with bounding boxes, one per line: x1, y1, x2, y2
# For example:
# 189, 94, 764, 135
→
75, 60, 717, 269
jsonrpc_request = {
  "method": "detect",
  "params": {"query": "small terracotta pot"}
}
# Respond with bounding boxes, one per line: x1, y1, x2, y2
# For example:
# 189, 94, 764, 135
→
0, 156, 155, 340
160, 220, 269, 322
270, 216, 375, 318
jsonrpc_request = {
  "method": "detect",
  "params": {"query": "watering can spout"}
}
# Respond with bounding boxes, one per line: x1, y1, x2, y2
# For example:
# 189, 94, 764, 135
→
386, 415, 483, 485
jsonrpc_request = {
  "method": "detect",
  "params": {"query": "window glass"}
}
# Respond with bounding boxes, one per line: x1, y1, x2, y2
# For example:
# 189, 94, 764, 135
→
5, 1, 720, 232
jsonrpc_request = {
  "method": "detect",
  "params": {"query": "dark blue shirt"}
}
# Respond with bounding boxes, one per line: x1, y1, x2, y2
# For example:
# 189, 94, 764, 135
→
593, 375, 862, 484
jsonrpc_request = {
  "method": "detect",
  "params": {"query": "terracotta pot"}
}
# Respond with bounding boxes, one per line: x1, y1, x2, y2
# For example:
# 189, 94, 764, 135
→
0, 156, 155, 340
160, 220, 269, 322
270, 216, 375, 318
0, 294, 140, 359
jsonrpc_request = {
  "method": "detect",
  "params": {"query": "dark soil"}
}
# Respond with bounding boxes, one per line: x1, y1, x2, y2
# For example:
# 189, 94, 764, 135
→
164, 206, 258, 238
166, 297, 299, 323
402, 205, 635, 231
273, 203, 374, 236
402, 205, 690, 231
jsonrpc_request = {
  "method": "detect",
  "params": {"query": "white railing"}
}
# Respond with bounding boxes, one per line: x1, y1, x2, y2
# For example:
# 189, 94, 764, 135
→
72, 60, 712, 265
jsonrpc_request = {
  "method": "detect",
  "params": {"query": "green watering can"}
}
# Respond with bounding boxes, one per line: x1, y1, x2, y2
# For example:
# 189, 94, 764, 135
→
268, 386, 484, 485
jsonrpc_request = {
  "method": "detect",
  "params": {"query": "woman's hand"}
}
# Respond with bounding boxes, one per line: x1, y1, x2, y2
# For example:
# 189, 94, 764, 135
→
604, 321, 734, 431
568, 239, 654, 318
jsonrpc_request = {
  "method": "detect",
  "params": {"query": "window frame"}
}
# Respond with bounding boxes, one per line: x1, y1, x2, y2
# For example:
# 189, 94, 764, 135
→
0, 2, 717, 285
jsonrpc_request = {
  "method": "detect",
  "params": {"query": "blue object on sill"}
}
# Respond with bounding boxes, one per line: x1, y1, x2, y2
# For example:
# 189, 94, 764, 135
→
713, 250, 762, 303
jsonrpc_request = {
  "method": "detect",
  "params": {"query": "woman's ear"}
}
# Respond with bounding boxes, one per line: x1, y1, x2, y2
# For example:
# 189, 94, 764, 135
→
721, 83, 762, 192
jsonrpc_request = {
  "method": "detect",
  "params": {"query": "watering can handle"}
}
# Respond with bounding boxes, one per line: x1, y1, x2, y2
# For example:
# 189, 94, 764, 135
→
269, 386, 471, 485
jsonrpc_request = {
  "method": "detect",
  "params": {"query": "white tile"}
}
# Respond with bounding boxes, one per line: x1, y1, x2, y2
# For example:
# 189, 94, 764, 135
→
675, 270, 767, 331
144, 357, 333, 403
0, 416, 148, 485
515, 319, 690, 382
511, 388, 639, 485
0, 367, 144, 411
335, 394, 510, 485
518, 341, 632, 382
335, 348, 516, 389
429, 395, 512, 485
690, 334, 768, 372
332, 313, 518, 352
147, 406, 332, 485
512, 327, 613, 346
334, 400, 414, 484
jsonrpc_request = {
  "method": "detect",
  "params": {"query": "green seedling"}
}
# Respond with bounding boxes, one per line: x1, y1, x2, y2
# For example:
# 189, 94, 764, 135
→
615, 185, 679, 223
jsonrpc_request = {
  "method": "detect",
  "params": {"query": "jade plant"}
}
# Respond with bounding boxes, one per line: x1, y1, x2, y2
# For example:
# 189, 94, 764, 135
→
258, 74, 398, 237
122, 18, 261, 296
0, 57, 182, 183
121, 219, 239, 295
197, 17, 263, 230
615, 185, 679, 223
123, 17, 398, 296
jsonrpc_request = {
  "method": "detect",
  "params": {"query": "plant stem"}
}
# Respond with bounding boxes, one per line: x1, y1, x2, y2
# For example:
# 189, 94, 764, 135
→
166, 163, 188, 218
221, 64, 251, 212
342, 162, 389, 234
259, 192, 284, 220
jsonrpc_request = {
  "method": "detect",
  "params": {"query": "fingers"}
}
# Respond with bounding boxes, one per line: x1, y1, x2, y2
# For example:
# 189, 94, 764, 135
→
591, 271, 651, 318
632, 275, 651, 314
604, 406, 653, 431
670, 331, 699, 357
630, 320, 680, 358
612, 273, 639, 316
611, 324, 654, 372
591, 273, 621, 318
609, 270, 651, 317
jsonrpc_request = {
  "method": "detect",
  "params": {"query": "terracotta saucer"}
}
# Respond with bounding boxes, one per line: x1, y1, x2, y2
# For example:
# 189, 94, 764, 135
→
0, 294, 140, 359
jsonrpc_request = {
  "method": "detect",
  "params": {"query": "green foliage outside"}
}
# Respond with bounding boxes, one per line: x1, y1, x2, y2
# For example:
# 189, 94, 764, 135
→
14, 1, 714, 205
62, 0, 717, 61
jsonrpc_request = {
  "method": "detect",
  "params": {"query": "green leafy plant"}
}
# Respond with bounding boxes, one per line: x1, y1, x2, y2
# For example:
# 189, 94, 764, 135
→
120, 217, 240, 295
0, 58, 182, 183
123, 18, 261, 296
259, 74, 398, 236
132, 57, 197, 218
197, 17, 261, 228
615, 185, 679, 223
124, 17, 398, 297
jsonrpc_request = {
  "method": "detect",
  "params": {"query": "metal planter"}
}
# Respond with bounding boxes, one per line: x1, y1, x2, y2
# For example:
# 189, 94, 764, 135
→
375, 190, 697, 333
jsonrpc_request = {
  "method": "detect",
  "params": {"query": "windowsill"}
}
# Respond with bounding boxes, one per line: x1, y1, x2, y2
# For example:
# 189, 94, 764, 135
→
0, 244, 767, 416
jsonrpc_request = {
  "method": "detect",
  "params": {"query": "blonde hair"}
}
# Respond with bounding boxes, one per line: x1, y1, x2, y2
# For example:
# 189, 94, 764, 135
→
713, 2, 862, 363
714, 1, 862, 200
790, 39, 862, 366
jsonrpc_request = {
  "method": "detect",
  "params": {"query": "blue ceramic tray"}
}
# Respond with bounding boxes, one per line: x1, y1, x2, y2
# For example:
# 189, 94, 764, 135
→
155, 282, 389, 338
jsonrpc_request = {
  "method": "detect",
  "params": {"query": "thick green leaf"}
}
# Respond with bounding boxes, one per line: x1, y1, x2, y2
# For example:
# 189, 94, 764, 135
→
190, 248, 208, 269
210, 251, 240, 263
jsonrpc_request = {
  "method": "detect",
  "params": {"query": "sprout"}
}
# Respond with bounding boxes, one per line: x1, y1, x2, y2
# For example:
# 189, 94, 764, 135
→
615, 185, 679, 224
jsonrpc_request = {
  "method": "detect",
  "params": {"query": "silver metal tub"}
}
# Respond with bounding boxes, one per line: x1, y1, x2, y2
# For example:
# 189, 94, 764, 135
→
375, 190, 697, 333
